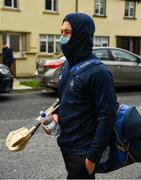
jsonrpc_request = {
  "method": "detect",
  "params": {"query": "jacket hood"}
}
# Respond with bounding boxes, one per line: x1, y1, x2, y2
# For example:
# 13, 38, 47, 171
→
61, 13, 95, 66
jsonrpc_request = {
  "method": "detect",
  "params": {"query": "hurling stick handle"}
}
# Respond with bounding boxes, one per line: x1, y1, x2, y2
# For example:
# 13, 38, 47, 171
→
31, 104, 60, 135
36, 104, 59, 121
45, 104, 59, 116
36, 99, 59, 121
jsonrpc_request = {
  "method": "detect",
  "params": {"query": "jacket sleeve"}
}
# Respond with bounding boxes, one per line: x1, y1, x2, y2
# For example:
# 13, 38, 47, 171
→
87, 68, 117, 165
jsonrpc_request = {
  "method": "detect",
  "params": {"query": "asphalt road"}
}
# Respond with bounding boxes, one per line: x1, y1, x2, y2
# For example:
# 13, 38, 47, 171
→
0, 90, 141, 179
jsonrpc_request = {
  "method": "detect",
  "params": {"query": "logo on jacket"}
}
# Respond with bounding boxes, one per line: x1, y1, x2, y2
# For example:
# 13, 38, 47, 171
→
59, 75, 62, 80
69, 80, 74, 91
69, 75, 79, 91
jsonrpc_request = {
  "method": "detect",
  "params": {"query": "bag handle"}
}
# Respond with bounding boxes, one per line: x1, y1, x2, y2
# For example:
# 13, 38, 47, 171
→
113, 126, 136, 163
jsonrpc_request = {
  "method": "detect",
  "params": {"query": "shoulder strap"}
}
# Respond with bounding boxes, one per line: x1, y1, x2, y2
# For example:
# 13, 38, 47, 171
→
70, 58, 102, 76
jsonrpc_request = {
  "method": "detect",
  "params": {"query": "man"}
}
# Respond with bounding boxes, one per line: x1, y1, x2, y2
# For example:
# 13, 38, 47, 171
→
42, 13, 118, 179
2, 43, 14, 72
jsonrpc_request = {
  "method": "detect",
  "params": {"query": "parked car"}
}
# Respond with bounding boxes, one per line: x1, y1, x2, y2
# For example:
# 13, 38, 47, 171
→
35, 56, 65, 90
36, 47, 141, 90
0, 64, 13, 93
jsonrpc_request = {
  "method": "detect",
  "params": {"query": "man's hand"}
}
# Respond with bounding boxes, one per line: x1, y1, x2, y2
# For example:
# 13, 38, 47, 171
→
41, 114, 59, 135
85, 158, 95, 175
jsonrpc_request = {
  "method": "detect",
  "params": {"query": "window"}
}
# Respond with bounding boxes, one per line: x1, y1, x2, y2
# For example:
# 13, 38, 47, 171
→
94, 36, 109, 47
4, 0, 18, 8
45, 0, 57, 11
2, 33, 21, 52
48, 35, 54, 53
116, 36, 140, 55
2, 33, 23, 58
94, 0, 106, 16
93, 49, 109, 61
40, 34, 61, 53
111, 49, 138, 62
125, 1, 136, 18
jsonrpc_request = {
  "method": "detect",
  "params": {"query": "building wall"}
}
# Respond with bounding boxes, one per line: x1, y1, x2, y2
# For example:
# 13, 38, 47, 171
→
78, 0, 141, 46
0, 0, 76, 34
0, 0, 141, 77
0, 0, 76, 77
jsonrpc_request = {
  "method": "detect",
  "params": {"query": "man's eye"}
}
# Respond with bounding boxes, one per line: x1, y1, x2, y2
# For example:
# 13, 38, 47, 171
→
66, 31, 71, 34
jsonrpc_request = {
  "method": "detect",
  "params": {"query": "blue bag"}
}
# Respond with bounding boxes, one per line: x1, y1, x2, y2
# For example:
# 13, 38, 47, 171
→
97, 103, 141, 173
111, 104, 136, 171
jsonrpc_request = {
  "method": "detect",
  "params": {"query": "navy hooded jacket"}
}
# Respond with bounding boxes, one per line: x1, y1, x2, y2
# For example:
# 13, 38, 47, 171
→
57, 13, 118, 165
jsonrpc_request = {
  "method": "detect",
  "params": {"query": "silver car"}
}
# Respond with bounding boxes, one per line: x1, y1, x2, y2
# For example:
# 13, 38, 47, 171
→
36, 47, 141, 90
93, 47, 141, 86
36, 56, 65, 90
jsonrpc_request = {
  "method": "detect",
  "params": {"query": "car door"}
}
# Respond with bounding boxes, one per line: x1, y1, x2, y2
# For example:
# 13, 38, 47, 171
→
93, 48, 116, 80
110, 49, 141, 86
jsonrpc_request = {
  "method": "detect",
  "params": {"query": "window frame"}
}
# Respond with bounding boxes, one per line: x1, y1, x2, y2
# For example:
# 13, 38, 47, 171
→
124, 1, 136, 18
94, 0, 106, 17
93, 36, 109, 47
4, 0, 18, 9
45, 0, 57, 12
39, 34, 61, 54
54, 35, 61, 53
2, 33, 22, 57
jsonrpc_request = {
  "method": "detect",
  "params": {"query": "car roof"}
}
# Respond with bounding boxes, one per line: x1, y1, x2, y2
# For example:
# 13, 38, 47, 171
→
93, 47, 141, 59
59, 47, 141, 61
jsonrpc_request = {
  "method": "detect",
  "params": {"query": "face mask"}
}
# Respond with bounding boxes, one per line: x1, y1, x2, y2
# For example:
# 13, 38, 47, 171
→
59, 35, 70, 45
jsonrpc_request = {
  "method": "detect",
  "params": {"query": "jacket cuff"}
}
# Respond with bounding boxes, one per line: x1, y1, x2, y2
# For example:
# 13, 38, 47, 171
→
87, 151, 101, 165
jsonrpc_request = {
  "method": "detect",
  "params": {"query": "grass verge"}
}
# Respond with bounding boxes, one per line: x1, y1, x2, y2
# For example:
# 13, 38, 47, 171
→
20, 80, 40, 89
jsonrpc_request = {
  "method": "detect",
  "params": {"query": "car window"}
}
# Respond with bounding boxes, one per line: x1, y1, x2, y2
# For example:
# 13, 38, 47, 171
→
93, 49, 110, 61
111, 49, 138, 62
